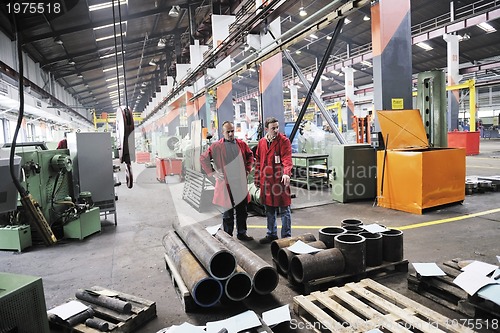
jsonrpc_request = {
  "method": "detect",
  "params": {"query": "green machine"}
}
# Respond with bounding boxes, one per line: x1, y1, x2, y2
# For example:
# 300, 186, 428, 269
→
0, 272, 50, 333
1, 143, 101, 247
330, 144, 377, 203
416, 70, 448, 147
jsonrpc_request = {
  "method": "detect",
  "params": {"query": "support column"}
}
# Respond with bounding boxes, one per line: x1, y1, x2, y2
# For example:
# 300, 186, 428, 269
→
371, 0, 412, 116
259, 18, 285, 131
290, 84, 298, 118
190, 40, 210, 127
344, 66, 355, 131
208, 15, 235, 139
443, 34, 461, 131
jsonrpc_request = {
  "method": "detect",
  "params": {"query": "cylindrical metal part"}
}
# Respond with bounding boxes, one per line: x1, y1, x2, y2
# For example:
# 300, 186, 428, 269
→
381, 229, 404, 262
174, 221, 236, 280
75, 290, 132, 314
223, 266, 253, 301
215, 230, 279, 295
318, 226, 346, 248
66, 308, 94, 326
334, 234, 366, 275
163, 231, 223, 307
341, 218, 363, 227
85, 318, 109, 331
343, 225, 365, 234
290, 248, 345, 283
359, 232, 383, 267
270, 233, 317, 260
277, 240, 326, 274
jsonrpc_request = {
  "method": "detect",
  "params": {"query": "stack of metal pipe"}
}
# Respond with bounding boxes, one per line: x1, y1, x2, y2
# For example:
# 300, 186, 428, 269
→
164, 221, 278, 308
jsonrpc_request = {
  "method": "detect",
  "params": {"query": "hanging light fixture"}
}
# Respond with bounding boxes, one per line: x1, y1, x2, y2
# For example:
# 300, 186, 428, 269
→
169, 5, 180, 18
54, 37, 63, 45
149, 59, 157, 66
157, 38, 166, 47
299, 0, 307, 17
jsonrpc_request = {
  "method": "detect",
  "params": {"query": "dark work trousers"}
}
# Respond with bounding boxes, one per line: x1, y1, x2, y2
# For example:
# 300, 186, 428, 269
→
222, 199, 248, 236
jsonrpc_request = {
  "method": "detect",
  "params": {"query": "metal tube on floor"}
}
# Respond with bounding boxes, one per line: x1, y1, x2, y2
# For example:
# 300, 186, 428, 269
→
75, 290, 132, 314
173, 221, 236, 280
270, 233, 317, 260
215, 230, 279, 295
163, 231, 223, 307
223, 265, 253, 301
277, 240, 326, 274
290, 248, 345, 283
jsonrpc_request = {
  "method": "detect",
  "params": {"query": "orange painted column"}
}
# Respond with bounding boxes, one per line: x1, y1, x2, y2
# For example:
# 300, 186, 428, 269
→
259, 18, 285, 131
371, 0, 412, 115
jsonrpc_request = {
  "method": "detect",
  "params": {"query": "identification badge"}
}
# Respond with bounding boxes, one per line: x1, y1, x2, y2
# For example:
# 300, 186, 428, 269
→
275, 155, 281, 164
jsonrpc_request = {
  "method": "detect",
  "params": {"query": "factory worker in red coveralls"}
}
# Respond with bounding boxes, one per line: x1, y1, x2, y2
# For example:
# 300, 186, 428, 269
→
254, 117, 293, 244
200, 121, 254, 241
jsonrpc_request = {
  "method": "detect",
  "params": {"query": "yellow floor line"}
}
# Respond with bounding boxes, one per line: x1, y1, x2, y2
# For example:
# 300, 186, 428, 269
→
248, 207, 500, 231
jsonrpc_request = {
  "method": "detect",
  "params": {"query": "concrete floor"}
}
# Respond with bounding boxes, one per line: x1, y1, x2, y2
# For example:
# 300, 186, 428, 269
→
1, 139, 500, 332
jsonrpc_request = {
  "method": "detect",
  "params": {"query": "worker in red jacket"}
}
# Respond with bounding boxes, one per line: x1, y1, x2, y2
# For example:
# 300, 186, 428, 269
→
200, 121, 254, 241
254, 117, 293, 244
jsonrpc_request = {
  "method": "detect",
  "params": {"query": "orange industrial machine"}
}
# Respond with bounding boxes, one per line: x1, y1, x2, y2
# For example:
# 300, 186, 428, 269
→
376, 110, 465, 214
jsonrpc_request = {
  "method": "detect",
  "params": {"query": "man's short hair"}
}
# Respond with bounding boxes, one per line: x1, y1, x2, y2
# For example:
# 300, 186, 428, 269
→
222, 120, 233, 127
265, 117, 279, 128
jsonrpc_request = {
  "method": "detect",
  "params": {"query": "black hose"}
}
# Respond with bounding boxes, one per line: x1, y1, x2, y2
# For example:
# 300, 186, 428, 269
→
9, 15, 28, 197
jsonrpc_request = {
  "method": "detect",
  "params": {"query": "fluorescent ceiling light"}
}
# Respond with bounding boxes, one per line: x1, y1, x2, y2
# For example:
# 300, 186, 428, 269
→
106, 76, 124, 82
96, 32, 125, 42
89, 0, 127, 12
299, 7, 307, 17
158, 38, 166, 47
295, 50, 302, 54
477, 22, 496, 33
100, 51, 124, 59
363, 15, 370, 21
107, 83, 123, 89
103, 65, 122, 72
416, 42, 433, 51
345, 18, 351, 24
326, 36, 332, 40
248, 68, 256, 72
321, 75, 330, 80
309, 34, 318, 39
361, 60, 372, 67
149, 60, 157, 66
93, 22, 127, 30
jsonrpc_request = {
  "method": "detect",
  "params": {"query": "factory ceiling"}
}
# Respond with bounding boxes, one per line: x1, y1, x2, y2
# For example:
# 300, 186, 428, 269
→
1, 0, 500, 121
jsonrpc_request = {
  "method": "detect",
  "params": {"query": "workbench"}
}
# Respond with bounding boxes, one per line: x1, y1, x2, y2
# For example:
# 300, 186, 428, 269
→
291, 153, 329, 190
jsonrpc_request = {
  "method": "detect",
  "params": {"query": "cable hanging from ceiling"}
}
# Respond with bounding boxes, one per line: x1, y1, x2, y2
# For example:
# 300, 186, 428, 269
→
111, 0, 129, 110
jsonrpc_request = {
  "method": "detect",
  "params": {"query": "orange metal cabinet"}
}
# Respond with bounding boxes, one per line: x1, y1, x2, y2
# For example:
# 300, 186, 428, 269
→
447, 131, 480, 155
376, 110, 465, 214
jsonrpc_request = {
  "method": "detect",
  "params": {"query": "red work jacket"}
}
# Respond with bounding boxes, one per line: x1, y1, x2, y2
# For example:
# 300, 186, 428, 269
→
254, 133, 293, 207
200, 138, 254, 209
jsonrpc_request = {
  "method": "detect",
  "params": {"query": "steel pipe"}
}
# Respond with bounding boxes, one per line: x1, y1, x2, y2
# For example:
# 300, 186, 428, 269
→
174, 221, 236, 280
223, 265, 253, 302
270, 233, 317, 260
334, 233, 366, 275
382, 229, 404, 262
290, 248, 345, 283
341, 218, 363, 228
359, 232, 383, 267
215, 230, 279, 295
163, 231, 223, 307
277, 240, 326, 275
318, 226, 346, 248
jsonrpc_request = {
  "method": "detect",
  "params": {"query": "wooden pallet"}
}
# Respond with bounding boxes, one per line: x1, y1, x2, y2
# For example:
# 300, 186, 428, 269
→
293, 278, 476, 333
163, 253, 198, 312
408, 258, 500, 319
50, 287, 156, 333
297, 260, 409, 295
